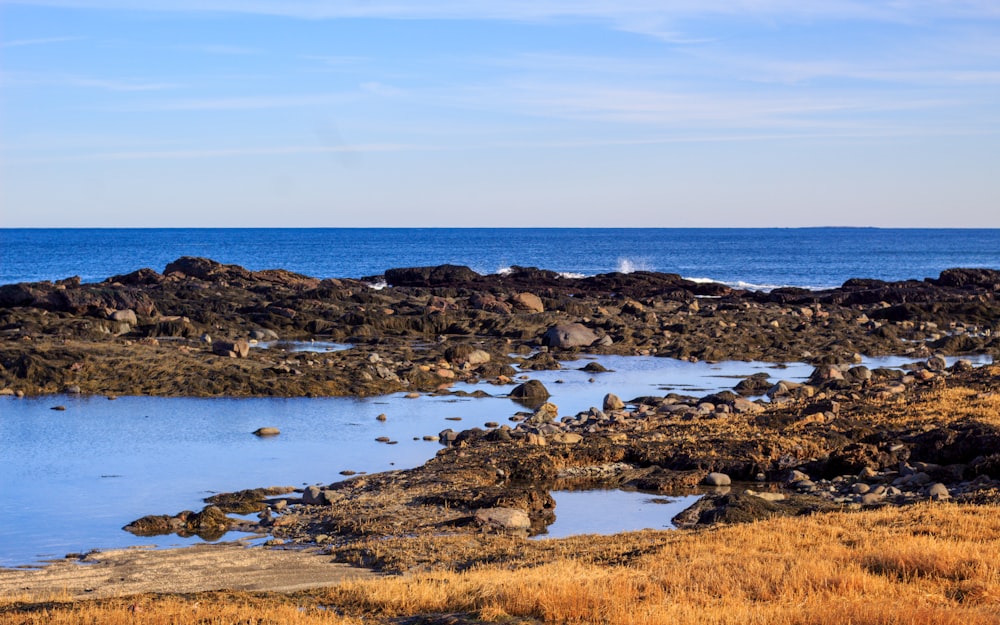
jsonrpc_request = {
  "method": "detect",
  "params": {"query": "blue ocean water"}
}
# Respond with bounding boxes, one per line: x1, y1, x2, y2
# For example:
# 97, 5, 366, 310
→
1, 227, 999, 290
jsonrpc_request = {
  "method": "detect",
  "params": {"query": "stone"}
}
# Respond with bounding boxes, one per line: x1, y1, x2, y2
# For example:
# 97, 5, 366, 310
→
474, 507, 531, 532
704, 472, 732, 486
542, 323, 598, 348
253, 427, 280, 437
212, 339, 250, 358
549, 432, 583, 445
603, 393, 625, 411
731, 397, 764, 414
511, 292, 544, 313
527, 402, 559, 424
465, 349, 491, 365
109, 309, 138, 325
926, 354, 948, 371
510, 380, 550, 400
302, 485, 325, 505
250, 328, 279, 341
927, 483, 951, 500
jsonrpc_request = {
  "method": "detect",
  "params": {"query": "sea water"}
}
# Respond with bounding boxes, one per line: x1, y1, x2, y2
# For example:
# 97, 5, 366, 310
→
2, 228, 998, 288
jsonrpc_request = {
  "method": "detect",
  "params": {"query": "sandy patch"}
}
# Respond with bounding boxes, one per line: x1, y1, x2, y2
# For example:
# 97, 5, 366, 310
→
0, 543, 374, 599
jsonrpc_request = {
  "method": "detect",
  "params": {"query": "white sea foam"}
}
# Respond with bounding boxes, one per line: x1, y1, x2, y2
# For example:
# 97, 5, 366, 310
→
496, 265, 513, 276
616, 257, 653, 274
682, 276, 835, 292
558, 271, 585, 279
365, 279, 388, 290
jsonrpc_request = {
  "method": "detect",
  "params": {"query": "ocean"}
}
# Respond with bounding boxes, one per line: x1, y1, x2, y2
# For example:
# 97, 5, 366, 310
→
2, 228, 999, 289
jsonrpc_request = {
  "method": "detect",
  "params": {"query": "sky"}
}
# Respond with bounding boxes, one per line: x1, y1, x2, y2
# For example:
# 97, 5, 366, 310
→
1, 1, 998, 227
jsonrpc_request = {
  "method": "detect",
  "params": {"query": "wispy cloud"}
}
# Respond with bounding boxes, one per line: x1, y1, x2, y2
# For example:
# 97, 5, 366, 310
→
0, 36, 81, 47
0, 71, 179, 91
8, 143, 420, 163
119, 92, 352, 111
68, 77, 180, 91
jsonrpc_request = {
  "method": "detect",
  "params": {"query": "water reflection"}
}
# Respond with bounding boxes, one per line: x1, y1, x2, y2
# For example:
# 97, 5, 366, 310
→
537, 490, 703, 539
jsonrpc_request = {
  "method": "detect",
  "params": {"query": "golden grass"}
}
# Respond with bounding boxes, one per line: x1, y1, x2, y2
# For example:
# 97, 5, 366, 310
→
10, 504, 996, 624
322, 503, 1000, 624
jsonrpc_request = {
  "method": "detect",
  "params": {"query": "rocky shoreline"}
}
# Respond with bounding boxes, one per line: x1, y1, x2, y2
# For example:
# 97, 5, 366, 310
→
1, 257, 997, 398
2, 258, 999, 573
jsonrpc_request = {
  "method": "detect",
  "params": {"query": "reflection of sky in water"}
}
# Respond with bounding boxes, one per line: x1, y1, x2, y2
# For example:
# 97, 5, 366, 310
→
0, 353, 992, 565
537, 491, 703, 539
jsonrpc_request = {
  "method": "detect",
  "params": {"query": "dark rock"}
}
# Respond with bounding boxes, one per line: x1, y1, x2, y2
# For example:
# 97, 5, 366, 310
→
543, 323, 597, 348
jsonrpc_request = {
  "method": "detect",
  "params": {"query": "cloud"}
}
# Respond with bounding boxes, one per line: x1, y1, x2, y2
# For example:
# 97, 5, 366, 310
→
68, 77, 180, 91
8, 143, 420, 163
121, 93, 352, 111
0, 36, 81, 47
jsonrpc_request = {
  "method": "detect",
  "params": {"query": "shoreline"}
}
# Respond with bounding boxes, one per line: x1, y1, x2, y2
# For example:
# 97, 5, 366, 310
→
2, 258, 999, 607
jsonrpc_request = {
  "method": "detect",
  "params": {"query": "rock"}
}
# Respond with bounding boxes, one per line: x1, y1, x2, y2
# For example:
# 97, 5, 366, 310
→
543, 323, 598, 348
704, 472, 732, 486
809, 364, 845, 384
253, 427, 280, 437
926, 355, 948, 371
746, 490, 786, 502
250, 328, 279, 341
603, 393, 625, 411
469, 293, 512, 314
474, 507, 531, 532
302, 485, 325, 505
109, 309, 138, 325
212, 339, 250, 358
510, 380, 550, 400
511, 292, 544, 313
51, 405, 66, 411
527, 402, 559, 424
376, 413, 387, 421
465, 349, 491, 365
524, 433, 547, 446
927, 483, 950, 500
581, 361, 608, 373
734, 373, 771, 395
549, 432, 583, 445
731, 397, 764, 414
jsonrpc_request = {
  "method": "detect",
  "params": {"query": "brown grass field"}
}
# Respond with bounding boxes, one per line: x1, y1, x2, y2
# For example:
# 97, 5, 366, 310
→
2, 383, 999, 624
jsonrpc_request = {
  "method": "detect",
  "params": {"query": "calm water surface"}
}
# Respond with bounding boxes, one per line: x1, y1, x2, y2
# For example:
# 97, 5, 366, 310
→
0, 353, 991, 566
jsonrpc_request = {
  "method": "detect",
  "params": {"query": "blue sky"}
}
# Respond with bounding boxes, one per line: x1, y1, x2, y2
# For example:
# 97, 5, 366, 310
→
1, 1, 998, 227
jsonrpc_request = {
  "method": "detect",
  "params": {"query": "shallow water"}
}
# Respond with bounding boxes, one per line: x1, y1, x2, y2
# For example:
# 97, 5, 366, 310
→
0, 353, 991, 566
538, 491, 703, 539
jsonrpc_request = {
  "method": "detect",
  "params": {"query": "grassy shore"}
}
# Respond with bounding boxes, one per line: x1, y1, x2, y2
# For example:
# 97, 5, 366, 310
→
4, 501, 999, 624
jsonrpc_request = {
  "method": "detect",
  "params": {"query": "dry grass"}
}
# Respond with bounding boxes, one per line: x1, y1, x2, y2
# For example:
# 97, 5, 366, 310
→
321, 503, 1000, 625
7, 503, 1000, 624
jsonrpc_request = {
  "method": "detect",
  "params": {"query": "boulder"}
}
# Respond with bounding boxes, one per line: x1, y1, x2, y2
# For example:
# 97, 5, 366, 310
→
253, 427, 280, 437
212, 339, 250, 358
603, 393, 625, 411
511, 292, 544, 313
510, 380, 550, 400
302, 485, 325, 505
704, 472, 732, 486
543, 323, 598, 348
